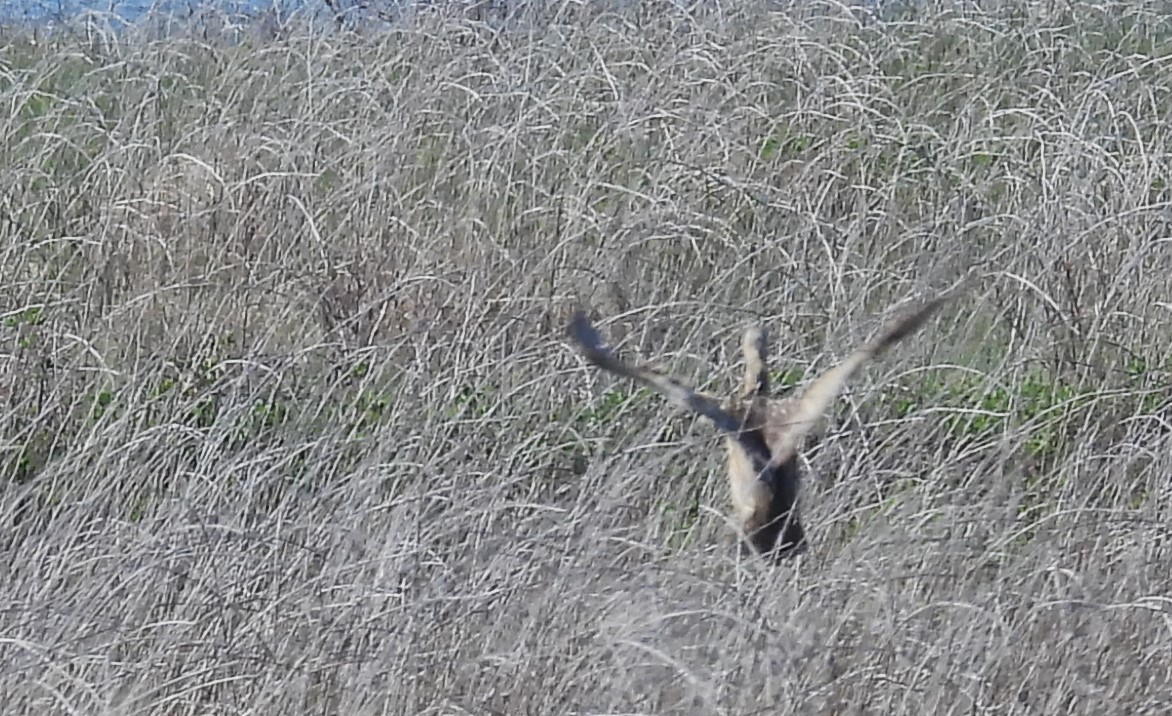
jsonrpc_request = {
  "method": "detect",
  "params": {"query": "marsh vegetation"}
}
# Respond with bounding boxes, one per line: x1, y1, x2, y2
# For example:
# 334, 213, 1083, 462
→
1, 1, 1170, 713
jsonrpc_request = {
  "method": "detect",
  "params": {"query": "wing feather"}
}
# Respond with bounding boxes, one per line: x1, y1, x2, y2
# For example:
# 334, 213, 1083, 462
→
766, 296, 949, 466
568, 311, 745, 435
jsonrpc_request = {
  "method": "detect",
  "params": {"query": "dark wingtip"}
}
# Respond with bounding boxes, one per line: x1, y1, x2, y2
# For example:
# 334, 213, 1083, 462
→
568, 308, 587, 330
874, 293, 952, 353
568, 309, 601, 349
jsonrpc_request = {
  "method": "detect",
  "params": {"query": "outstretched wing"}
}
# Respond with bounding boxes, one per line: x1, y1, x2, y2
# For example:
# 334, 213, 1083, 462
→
766, 295, 950, 467
568, 310, 744, 435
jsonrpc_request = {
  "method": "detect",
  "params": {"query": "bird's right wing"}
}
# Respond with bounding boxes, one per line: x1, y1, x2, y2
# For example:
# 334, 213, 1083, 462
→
568, 310, 745, 435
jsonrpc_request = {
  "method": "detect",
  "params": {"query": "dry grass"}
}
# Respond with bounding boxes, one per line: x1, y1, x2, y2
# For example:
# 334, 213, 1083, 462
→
1, 0, 1171, 713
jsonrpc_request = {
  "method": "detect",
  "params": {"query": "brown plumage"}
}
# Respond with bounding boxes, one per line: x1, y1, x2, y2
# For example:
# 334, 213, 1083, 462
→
567, 296, 950, 562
